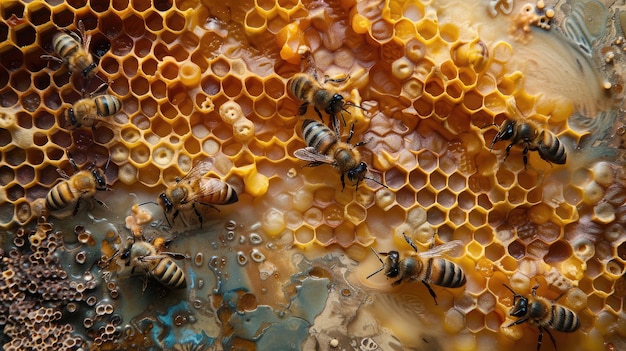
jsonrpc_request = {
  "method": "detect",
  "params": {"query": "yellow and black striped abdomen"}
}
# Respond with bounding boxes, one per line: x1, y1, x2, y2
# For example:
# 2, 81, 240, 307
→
195, 178, 239, 205
53, 33, 79, 59
427, 257, 466, 288
289, 74, 317, 100
46, 181, 77, 211
94, 95, 122, 117
549, 304, 580, 332
538, 131, 566, 164
152, 258, 186, 289
302, 119, 337, 155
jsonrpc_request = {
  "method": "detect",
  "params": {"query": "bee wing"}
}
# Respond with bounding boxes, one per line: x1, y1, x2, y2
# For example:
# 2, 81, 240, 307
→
294, 147, 334, 164
418, 240, 464, 258
179, 158, 215, 182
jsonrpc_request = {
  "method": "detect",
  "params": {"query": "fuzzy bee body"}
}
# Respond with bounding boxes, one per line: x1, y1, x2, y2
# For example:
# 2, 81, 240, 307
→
45, 151, 110, 216
504, 284, 580, 351
44, 21, 97, 79
66, 94, 121, 128
158, 159, 238, 227
490, 119, 566, 166
368, 234, 466, 305
122, 240, 186, 289
289, 73, 346, 122
295, 119, 369, 189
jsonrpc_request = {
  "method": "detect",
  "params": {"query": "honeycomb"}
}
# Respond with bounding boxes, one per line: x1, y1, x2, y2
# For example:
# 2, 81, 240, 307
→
1, 0, 626, 350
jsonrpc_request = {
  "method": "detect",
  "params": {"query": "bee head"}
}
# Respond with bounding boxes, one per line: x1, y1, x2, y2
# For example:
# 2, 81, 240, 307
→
158, 193, 173, 213
384, 251, 400, 278
92, 168, 108, 190
347, 162, 368, 187
327, 93, 345, 115
503, 284, 528, 318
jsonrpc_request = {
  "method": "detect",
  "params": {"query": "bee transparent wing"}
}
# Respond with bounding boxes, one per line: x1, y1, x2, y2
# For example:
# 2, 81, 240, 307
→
418, 240, 464, 258
294, 147, 334, 164
179, 158, 215, 182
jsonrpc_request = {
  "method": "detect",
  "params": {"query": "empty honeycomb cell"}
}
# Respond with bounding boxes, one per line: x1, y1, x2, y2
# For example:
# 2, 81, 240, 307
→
130, 75, 150, 96
474, 227, 493, 245
593, 275, 614, 295
145, 11, 164, 32
424, 74, 445, 97
295, 226, 315, 246
466, 309, 485, 333
335, 222, 356, 248
165, 11, 186, 33
426, 206, 446, 226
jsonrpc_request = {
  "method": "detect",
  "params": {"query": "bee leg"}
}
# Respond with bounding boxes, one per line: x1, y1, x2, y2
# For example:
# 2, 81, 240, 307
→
346, 123, 356, 144
506, 317, 529, 327
523, 146, 529, 169
421, 280, 439, 305
93, 197, 109, 210
67, 150, 80, 172
340, 173, 346, 191
391, 278, 403, 286
192, 203, 203, 229
542, 326, 557, 351
298, 102, 309, 116
402, 233, 418, 252
171, 210, 180, 226
504, 142, 515, 161
313, 106, 324, 122
40, 54, 64, 64
72, 201, 81, 217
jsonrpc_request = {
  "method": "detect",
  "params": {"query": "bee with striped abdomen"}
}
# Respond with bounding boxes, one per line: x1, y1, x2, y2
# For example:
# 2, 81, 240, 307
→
288, 72, 362, 126
66, 83, 121, 128
119, 238, 186, 290
503, 283, 580, 351
45, 150, 111, 217
41, 20, 97, 79
490, 119, 566, 167
158, 158, 238, 227
295, 119, 384, 190
367, 233, 466, 305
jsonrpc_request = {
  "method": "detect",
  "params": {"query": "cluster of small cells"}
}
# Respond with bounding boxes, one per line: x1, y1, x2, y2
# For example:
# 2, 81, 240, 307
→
0, 218, 86, 350
0, 0, 626, 350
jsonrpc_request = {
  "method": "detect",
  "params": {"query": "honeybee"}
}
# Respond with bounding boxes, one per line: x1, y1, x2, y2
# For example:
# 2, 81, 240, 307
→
45, 150, 111, 216
367, 234, 466, 305
66, 83, 121, 128
490, 119, 566, 166
288, 72, 362, 126
119, 238, 187, 290
41, 20, 97, 79
158, 159, 238, 227
295, 119, 384, 190
503, 283, 580, 351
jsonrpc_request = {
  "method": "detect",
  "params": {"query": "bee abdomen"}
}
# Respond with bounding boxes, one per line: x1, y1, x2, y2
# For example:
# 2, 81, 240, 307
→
302, 119, 336, 154
549, 305, 580, 332
153, 259, 186, 289
289, 74, 313, 100
431, 258, 466, 288
53, 34, 79, 58
46, 182, 75, 211
539, 132, 566, 164
94, 95, 122, 117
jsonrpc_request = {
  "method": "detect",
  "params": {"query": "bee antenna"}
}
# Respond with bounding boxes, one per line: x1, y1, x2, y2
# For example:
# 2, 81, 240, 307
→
138, 201, 159, 207
502, 283, 518, 296
364, 176, 388, 188
366, 247, 386, 279
344, 101, 366, 111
